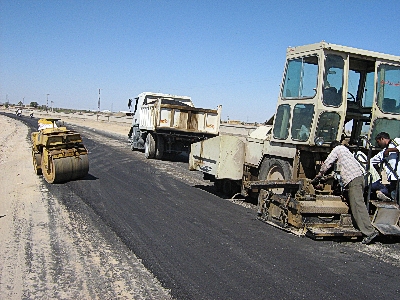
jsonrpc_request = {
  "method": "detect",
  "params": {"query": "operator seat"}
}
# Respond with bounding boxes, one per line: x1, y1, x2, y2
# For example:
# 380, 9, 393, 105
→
323, 87, 341, 106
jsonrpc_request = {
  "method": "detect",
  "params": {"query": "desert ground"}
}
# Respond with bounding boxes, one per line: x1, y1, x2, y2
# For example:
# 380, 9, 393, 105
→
0, 110, 172, 299
3, 109, 400, 299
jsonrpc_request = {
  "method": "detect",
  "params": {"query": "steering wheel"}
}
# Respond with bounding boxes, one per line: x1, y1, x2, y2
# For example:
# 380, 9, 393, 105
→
347, 92, 356, 101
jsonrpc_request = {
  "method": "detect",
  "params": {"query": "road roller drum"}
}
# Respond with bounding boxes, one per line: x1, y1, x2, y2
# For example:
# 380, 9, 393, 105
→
31, 118, 89, 183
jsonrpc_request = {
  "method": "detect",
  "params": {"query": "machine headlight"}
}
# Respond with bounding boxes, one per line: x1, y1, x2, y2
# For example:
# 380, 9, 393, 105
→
314, 136, 324, 146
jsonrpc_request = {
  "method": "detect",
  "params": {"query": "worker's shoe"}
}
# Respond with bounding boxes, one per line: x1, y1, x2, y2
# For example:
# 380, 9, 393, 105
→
362, 230, 379, 245
376, 191, 392, 202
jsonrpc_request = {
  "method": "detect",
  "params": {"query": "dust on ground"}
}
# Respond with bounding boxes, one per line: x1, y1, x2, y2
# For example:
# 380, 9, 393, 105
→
0, 114, 171, 299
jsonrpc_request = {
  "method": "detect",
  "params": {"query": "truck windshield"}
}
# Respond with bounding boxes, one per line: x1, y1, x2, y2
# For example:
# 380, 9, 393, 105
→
282, 56, 318, 99
376, 64, 400, 114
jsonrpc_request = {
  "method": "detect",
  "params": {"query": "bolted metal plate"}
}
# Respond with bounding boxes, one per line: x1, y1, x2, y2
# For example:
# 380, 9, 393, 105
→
371, 201, 400, 236
374, 224, 400, 236
306, 226, 362, 238
298, 200, 349, 214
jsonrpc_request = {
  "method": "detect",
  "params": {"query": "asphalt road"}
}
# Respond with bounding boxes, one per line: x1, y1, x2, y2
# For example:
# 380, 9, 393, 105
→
12, 113, 400, 299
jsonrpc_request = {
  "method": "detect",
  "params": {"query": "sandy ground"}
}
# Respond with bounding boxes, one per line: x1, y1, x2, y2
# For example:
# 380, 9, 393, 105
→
0, 114, 171, 299
3, 110, 400, 298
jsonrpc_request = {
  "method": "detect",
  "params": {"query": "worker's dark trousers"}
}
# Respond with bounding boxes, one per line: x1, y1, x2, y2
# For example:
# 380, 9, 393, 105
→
348, 176, 375, 236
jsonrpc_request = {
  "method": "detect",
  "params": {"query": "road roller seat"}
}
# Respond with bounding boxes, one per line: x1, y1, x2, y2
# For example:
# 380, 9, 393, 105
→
38, 118, 59, 131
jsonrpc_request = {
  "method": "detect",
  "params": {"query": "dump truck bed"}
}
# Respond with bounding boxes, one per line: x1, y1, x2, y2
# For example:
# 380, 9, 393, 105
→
140, 99, 221, 135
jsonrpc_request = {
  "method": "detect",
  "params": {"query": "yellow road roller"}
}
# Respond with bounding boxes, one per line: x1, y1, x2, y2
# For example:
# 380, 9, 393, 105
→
31, 118, 89, 183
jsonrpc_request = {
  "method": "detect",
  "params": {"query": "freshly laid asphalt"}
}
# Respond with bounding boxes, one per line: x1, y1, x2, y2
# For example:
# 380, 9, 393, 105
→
15, 113, 400, 299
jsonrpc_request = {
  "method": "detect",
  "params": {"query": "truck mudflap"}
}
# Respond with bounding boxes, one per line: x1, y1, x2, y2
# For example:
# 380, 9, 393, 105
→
370, 201, 400, 236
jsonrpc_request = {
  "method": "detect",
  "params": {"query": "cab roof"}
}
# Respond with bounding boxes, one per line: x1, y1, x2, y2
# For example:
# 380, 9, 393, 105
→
286, 41, 400, 62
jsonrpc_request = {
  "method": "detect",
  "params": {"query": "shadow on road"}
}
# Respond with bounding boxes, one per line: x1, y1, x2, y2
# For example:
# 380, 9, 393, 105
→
81, 174, 98, 181
194, 184, 258, 205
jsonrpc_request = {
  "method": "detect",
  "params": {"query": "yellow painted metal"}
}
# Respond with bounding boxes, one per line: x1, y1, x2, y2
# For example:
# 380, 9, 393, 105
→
31, 118, 89, 183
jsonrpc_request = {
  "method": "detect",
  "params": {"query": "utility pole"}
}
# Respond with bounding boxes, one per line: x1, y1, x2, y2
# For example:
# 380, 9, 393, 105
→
51, 101, 54, 112
98, 89, 101, 112
46, 94, 50, 112
97, 89, 102, 121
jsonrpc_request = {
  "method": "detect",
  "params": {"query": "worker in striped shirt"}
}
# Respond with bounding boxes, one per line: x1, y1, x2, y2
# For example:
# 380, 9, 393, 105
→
314, 141, 378, 244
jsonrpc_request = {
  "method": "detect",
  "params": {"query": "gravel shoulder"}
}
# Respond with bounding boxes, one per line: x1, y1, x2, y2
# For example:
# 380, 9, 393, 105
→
0, 114, 171, 299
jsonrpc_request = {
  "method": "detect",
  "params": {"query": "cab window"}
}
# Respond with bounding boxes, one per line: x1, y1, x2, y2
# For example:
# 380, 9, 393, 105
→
323, 55, 344, 107
315, 112, 341, 143
273, 104, 291, 139
371, 118, 400, 147
282, 56, 318, 99
291, 104, 314, 141
377, 64, 400, 114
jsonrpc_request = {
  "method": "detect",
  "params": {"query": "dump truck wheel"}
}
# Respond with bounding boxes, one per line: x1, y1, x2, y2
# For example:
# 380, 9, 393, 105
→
155, 135, 164, 159
32, 150, 42, 175
258, 158, 292, 194
144, 133, 156, 159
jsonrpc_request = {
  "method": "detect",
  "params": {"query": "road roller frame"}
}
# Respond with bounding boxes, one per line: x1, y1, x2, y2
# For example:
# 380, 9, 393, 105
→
31, 118, 89, 183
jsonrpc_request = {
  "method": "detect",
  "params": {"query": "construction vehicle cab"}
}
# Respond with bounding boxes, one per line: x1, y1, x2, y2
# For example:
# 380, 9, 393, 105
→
273, 42, 400, 153
190, 42, 400, 239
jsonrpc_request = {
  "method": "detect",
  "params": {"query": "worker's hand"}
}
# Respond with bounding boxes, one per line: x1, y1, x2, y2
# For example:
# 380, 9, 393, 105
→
311, 174, 322, 184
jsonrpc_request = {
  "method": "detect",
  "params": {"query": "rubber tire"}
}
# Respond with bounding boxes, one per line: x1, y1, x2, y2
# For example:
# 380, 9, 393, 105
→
155, 135, 164, 159
258, 157, 292, 194
144, 133, 156, 159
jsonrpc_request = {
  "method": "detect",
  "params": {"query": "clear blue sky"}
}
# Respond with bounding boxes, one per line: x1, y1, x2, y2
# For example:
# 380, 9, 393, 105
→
1, 0, 399, 122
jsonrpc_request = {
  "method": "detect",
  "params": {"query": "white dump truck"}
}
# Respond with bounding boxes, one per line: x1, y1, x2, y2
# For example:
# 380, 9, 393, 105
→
128, 92, 221, 159
190, 42, 400, 239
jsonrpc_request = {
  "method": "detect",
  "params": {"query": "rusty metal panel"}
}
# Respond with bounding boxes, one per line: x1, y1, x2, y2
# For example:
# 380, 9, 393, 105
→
189, 136, 245, 180
298, 200, 349, 214
139, 106, 157, 130
189, 111, 201, 130
263, 141, 297, 160
141, 98, 221, 135
189, 138, 221, 176
306, 227, 362, 238
245, 138, 265, 166
218, 136, 245, 179
372, 201, 400, 235
173, 109, 188, 130
158, 108, 173, 128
